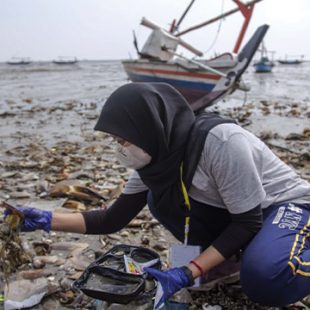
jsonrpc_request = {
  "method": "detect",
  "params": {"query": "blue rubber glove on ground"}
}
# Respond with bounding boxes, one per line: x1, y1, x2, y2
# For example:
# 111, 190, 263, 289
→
145, 267, 192, 309
5, 206, 52, 232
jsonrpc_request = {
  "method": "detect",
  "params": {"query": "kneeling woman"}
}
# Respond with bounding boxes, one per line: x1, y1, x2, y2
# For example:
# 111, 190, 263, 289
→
11, 83, 310, 307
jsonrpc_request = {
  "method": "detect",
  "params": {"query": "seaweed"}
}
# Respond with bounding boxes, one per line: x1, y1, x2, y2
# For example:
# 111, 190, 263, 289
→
0, 204, 31, 279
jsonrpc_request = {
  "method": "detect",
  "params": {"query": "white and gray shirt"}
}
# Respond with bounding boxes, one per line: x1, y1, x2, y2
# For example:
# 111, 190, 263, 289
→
124, 123, 310, 214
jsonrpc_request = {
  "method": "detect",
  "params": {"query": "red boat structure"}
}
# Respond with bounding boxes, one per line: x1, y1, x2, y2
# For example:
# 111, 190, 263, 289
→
122, 0, 268, 111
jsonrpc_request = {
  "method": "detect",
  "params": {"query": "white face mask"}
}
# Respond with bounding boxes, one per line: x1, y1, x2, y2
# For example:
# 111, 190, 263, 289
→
116, 143, 152, 169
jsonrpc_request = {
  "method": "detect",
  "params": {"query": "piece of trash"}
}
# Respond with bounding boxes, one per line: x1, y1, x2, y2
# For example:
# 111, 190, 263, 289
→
49, 180, 107, 203
4, 278, 49, 310
124, 255, 160, 275
202, 304, 222, 310
160, 301, 189, 309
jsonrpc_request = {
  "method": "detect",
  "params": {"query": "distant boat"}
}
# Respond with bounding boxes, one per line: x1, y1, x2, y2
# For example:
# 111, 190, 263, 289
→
278, 55, 304, 65
7, 57, 31, 65
53, 56, 78, 65
254, 57, 274, 73
253, 42, 274, 73
278, 59, 302, 65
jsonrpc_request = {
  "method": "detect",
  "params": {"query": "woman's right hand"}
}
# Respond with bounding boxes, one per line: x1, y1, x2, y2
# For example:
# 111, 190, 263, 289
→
5, 206, 52, 232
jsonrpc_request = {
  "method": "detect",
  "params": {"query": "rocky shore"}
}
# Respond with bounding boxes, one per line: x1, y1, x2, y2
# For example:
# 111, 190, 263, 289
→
0, 65, 309, 309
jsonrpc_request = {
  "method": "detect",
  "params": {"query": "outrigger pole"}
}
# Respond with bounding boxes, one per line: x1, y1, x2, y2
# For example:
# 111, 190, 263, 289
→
175, 0, 263, 53
170, 0, 196, 33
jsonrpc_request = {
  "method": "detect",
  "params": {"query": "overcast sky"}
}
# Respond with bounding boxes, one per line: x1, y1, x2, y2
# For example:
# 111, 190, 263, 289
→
1, 0, 309, 62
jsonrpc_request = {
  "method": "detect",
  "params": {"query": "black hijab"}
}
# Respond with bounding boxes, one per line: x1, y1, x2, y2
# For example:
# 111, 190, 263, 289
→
95, 82, 236, 242
95, 82, 195, 208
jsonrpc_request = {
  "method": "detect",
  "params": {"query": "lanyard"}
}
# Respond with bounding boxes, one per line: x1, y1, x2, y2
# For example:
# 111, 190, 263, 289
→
180, 163, 191, 245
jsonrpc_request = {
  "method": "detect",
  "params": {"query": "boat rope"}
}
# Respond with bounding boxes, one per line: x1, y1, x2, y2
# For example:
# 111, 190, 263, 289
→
242, 88, 248, 107
134, 24, 144, 56
236, 87, 248, 121
174, 0, 196, 33
203, 0, 226, 55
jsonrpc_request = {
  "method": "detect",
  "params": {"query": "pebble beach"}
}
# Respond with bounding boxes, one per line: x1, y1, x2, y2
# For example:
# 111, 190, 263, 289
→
0, 60, 309, 309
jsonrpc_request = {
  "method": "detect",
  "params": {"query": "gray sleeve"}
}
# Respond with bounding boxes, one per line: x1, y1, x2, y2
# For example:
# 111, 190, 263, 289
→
206, 132, 266, 214
123, 170, 148, 194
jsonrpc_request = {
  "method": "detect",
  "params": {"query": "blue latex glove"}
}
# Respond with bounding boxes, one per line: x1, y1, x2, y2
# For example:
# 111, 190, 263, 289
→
5, 206, 52, 232
145, 267, 191, 309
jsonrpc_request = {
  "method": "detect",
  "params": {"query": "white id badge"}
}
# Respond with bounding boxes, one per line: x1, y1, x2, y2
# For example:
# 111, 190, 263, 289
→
169, 244, 201, 287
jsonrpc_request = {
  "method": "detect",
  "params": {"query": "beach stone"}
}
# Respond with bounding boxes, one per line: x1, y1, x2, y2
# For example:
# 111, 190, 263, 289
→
152, 243, 167, 251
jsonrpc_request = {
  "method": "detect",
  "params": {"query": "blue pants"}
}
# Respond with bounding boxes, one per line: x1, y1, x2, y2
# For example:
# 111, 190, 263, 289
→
241, 202, 310, 306
147, 192, 310, 306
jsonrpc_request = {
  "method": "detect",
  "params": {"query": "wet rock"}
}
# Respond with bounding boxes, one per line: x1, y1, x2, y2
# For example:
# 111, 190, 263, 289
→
261, 106, 271, 115
33, 258, 46, 269
67, 271, 83, 280
33, 241, 51, 256
120, 230, 130, 238
33, 255, 65, 266
107, 234, 123, 241
0, 111, 16, 117
8, 191, 32, 199
18, 269, 53, 280
67, 171, 94, 180
1, 171, 19, 179
39, 296, 61, 309
303, 128, 310, 137
285, 133, 304, 140
63, 199, 87, 211
141, 235, 150, 245
35, 179, 50, 194
65, 242, 91, 271
152, 243, 167, 251
50, 241, 88, 252
59, 290, 75, 304
59, 277, 74, 291
259, 130, 273, 141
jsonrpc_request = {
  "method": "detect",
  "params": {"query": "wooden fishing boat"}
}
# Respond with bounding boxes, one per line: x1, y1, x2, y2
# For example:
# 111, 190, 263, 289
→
254, 57, 273, 73
254, 42, 275, 73
53, 56, 78, 65
278, 55, 304, 65
7, 57, 31, 65
278, 60, 303, 65
122, 0, 268, 110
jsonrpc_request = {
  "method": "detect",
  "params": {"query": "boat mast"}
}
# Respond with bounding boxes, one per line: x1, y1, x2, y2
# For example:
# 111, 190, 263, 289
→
170, 0, 196, 33
176, 0, 263, 53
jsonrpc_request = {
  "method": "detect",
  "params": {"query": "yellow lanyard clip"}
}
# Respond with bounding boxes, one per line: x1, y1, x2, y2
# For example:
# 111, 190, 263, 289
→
180, 163, 191, 245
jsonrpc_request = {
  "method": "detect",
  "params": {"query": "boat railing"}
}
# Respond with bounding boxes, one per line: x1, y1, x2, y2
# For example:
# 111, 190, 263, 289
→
164, 48, 227, 78
140, 17, 203, 61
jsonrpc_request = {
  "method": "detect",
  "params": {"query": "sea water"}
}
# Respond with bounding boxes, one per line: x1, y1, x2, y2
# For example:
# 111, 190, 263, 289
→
0, 60, 309, 152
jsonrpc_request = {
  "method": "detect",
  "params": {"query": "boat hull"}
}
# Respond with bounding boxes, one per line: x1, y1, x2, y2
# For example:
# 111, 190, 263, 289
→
53, 61, 77, 65
7, 62, 31, 65
122, 60, 222, 103
254, 62, 272, 73
278, 60, 302, 65
122, 24, 269, 105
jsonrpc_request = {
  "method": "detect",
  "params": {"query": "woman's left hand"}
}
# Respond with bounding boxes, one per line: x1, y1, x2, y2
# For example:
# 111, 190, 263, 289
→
145, 266, 192, 309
